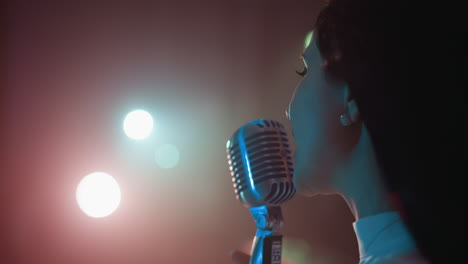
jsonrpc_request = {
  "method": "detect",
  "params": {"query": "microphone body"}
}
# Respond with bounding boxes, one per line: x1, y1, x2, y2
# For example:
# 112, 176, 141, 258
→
226, 119, 295, 264
226, 119, 295, 207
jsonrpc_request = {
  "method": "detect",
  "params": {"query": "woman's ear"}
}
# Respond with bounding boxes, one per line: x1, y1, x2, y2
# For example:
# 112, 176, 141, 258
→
341, 85, 360, 126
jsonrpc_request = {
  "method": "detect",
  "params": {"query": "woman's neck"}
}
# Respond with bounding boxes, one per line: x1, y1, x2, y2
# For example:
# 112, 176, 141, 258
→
336, 124, 393, 221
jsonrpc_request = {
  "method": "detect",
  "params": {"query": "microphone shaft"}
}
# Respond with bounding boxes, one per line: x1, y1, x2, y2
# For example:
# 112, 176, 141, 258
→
249, 205, 283, 264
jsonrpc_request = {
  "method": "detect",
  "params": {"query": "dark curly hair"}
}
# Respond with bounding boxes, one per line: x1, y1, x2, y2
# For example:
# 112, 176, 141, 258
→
314, 0, 464, 262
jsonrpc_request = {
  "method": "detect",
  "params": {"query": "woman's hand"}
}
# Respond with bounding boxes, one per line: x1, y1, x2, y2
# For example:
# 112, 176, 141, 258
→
230, 237, 328, 264
230, 250, 251, 264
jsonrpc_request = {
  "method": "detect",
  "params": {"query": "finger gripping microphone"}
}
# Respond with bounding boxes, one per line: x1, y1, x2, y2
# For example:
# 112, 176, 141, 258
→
226, 119, 295, 264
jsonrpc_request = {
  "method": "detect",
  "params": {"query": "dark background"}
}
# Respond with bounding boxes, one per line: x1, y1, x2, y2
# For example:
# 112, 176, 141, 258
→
2, 1, 358, 263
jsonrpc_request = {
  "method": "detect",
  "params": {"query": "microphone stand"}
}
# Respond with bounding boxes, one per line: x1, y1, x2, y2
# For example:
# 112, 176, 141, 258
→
249, 205, 284, 264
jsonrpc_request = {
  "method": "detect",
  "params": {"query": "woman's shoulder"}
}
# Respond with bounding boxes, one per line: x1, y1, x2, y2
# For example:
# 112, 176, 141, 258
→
378, 252, 429, 264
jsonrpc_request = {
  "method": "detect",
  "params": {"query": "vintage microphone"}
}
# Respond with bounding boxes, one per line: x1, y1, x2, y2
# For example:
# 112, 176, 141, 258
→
226, 119, 295, 264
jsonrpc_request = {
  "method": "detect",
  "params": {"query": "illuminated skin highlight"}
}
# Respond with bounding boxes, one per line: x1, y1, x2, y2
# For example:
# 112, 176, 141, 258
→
303, 31, 314, 50
286, 32, 392, 220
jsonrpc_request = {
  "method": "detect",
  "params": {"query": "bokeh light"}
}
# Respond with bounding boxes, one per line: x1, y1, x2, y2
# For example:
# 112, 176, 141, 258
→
123, 110, 154, 140
155, 144, 180, 169
76, 172, 121, 218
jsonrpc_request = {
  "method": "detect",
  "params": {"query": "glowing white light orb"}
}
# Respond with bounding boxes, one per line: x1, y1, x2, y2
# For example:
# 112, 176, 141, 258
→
76, 172, 121, 218
123, 110, 154, 140
155, 144, 180, 169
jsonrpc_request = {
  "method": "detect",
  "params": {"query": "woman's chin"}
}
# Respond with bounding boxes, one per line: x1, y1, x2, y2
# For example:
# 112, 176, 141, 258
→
293, 177, 321, 197
297, 187, 321, 197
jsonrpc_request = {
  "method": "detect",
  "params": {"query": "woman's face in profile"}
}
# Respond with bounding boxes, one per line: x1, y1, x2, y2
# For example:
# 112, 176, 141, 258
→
287, 33, 346, 196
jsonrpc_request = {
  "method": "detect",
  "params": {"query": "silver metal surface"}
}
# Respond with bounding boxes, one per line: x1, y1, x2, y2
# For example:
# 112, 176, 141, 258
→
226, 119, 295, 207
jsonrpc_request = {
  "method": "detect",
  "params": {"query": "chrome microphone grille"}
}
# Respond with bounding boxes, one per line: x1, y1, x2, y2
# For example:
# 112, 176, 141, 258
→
226, 119, 295, 207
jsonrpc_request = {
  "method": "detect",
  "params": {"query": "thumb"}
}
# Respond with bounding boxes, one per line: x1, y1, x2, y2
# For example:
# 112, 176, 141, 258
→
230, 250, 250, 264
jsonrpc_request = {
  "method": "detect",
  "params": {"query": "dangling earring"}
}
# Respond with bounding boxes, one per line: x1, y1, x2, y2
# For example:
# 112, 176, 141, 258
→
340, 114, 353, 126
